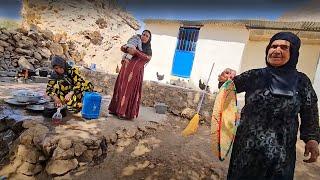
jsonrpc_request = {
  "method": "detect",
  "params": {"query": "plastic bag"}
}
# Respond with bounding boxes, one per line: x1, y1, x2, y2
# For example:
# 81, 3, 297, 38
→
52, 105, 66, 125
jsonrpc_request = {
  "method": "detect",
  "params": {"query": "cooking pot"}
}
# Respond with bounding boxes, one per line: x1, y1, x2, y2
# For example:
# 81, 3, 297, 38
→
39, 70, 49, 77
13, 90, 42, 103
26, 105, 45, 112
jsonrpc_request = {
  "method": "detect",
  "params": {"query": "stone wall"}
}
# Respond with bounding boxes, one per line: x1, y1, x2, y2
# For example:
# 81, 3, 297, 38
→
21, 0, 141, 73
0, 28, 81, 72
0, 115, 162, 178
81, 68, 216, 123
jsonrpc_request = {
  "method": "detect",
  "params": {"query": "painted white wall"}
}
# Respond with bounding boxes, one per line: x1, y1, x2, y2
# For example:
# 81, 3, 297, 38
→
143, 34, 177, 83
143, 23, 180, 83
191, 24, 249, 91
241, 40, 320, 82
144, 22, 249, 92
145, 20, 320, 98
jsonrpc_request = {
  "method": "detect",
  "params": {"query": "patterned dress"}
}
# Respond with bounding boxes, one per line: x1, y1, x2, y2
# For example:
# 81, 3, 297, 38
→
46, 67, 94, 111
227, 68, 320, 180
108, 50, 150, 119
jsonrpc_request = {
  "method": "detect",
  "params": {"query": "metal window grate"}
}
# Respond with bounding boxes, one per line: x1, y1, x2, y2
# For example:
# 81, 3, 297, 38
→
176, 27, 200, 52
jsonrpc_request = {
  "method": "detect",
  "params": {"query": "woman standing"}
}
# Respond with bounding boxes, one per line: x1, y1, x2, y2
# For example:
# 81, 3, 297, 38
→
108, 30, 152, 120
218, 32, 319, 179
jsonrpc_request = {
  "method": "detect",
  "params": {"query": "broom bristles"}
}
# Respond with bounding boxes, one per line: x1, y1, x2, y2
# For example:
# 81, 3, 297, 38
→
182, 113, 200, 136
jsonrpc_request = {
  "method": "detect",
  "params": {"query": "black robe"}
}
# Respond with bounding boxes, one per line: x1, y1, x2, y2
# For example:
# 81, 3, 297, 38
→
226, 68, 320, 180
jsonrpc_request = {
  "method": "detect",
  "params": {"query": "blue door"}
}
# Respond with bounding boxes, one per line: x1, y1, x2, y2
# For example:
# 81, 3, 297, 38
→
171, 27, 200, 78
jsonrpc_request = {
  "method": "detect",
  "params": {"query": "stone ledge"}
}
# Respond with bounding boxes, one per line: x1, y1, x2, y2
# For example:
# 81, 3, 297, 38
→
0, 112, 164, 179
80, 68, 216, 122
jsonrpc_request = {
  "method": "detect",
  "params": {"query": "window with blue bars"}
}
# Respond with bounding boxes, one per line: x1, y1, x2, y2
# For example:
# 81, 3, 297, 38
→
176, 27, 200, 52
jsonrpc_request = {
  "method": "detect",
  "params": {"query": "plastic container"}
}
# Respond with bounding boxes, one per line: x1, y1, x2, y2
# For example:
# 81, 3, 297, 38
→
100, 95, 111, 117
81, 92, 102, 119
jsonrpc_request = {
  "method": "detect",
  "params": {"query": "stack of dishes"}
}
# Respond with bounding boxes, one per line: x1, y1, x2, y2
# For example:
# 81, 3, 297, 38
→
4, 89, 46, 108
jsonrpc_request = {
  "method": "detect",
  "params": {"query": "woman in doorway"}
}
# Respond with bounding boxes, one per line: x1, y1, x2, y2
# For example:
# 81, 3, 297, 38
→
108, 30, 152, 120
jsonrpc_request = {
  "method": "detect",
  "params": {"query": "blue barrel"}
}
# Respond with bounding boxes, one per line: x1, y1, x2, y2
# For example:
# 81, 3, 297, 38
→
81, 92, 102, 119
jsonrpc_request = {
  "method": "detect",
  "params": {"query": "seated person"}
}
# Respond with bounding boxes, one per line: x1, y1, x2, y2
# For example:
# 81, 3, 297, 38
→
46, 55, 94, 112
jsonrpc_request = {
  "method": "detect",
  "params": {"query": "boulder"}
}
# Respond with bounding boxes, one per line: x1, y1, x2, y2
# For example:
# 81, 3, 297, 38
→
0, 34, 9, 41
52, 147, 74, 160
48, 42, 64, 56
58, 138, 72, 150
16, 145, 39, 164
0, 40, 10, 47
15, 48, 34, 56
17, 162, 42, 176
33, 51, 42, 60
74, 143, 87, 156
46, 159, 78, 176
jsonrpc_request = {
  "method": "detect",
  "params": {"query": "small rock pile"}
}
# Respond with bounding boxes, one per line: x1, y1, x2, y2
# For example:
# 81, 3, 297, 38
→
0, 27, 83, 73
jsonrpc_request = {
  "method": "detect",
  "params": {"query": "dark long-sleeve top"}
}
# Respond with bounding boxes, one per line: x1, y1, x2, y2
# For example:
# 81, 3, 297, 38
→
227, 69, 320, 144
46, 67, 88, 97
225, 68, 320, 179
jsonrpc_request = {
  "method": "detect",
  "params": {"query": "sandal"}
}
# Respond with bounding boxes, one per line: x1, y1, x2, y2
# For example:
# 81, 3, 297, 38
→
117, 115, 126, 120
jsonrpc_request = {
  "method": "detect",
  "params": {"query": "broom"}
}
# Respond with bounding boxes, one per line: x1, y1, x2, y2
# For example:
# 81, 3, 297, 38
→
182, 62, 215, 136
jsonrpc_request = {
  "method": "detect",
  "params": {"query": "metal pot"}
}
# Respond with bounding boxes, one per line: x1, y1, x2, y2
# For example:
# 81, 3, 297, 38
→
13, 90, 42, 103
39, 70, 48, 77
14, 94, 42, 103
26, 105, 45, 112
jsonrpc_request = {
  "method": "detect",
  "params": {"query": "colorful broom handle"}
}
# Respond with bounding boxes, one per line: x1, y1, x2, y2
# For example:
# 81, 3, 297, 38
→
197, 62, 215, 113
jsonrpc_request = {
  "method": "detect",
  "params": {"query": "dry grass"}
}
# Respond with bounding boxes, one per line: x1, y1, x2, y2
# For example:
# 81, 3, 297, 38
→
0, 18, 20, 30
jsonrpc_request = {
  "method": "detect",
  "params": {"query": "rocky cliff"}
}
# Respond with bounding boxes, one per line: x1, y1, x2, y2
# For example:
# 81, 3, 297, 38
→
21, 0, 140, 73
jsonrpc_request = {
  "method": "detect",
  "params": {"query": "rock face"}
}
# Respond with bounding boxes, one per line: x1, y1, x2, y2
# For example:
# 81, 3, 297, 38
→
21, 0, 140, 73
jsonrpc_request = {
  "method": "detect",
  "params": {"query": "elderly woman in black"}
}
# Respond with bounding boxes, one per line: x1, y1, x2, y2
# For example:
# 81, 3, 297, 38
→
218, 32, 320, 179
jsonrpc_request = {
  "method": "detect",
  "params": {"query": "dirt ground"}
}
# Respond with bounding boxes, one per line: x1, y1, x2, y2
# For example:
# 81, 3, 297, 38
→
75, 116, 229, 180
0, 82, 319, 179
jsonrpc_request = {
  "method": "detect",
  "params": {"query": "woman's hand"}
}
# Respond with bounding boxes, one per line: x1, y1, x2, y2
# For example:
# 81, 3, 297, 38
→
218, 68, 236, 82
121, 59, 129, 65
65, 91, 74, 102
53, 95, 63, 108
304, 140, 319, 163
120, 45, 127, 52
127, 46, 137, 55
